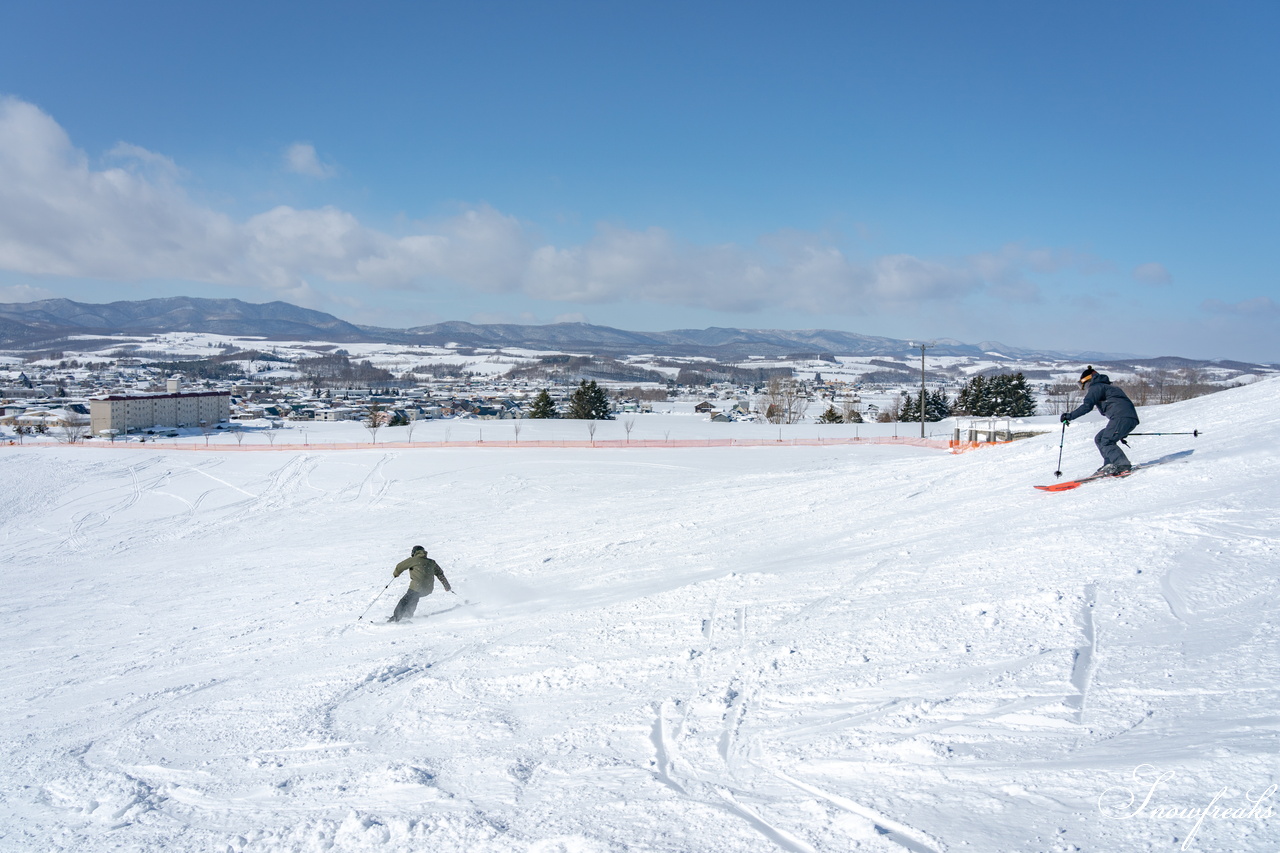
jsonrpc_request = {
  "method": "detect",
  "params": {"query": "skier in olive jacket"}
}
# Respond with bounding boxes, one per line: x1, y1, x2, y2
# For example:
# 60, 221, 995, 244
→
1061, 366, 1139, 475
388, 545, 451, 623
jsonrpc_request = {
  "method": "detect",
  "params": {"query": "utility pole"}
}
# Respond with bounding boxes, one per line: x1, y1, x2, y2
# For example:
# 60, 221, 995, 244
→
917, 342, 933, 438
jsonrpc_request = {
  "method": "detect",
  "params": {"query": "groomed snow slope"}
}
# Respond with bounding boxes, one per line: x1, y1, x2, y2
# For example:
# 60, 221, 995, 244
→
1, 380, 1277, 853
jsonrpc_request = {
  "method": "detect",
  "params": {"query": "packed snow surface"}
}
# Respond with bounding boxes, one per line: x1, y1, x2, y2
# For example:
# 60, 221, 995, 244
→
2, 381, 1278, 852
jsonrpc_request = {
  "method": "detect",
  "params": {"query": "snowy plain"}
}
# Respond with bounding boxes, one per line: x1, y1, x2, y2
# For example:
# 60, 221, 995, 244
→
1, 380, 1277, 853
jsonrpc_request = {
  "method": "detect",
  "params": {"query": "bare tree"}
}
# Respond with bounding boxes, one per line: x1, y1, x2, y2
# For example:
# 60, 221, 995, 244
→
785, 383, 811, 424
365, 401, 386, 444
1122, 368, 1212, 406
759, 377, 808, 424
512, 421, 521, 443
759, 377, 784, 424
1045, 382, 1082, 416
1148, 370, 1171, 405
1122, 374, 1150, 407
1169, 367, 1214, 402
624, 418, 635, 441
232, 424, 246, 446
840, 395, 863, 423
56, 421, 91, 444
587, 421, 598, 444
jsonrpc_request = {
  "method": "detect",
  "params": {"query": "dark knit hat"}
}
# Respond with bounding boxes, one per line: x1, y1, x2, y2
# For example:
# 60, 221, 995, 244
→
1078, 366, 1097, 384
411, 545, 426, 555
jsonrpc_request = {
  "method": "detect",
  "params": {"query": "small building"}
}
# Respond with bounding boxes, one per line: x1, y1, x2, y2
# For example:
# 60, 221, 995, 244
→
313, 407, 359, 421
0, 386, 44, 399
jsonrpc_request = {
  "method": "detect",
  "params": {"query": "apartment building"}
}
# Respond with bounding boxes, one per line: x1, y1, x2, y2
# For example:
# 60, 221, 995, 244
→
89, 390, 231, 435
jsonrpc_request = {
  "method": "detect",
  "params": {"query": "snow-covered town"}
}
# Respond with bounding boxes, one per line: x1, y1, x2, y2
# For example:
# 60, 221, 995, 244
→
2, 331, 1271, 448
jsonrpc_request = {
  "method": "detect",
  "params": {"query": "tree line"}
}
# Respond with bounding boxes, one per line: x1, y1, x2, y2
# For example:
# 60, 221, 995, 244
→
296, 352, 395, 387
886, 373, 1038, 422
526, 380, 613, 420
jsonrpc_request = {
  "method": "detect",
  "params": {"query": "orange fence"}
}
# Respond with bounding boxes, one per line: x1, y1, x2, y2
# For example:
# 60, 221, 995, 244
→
7, 436, 1000, 452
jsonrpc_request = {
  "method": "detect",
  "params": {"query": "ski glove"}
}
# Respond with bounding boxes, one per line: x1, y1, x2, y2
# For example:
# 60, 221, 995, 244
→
1060, 414, 1071, 424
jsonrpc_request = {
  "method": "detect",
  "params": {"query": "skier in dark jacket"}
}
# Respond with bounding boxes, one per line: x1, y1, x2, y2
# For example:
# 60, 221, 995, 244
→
1061, 366, 1139, 475
388, 545, 451, 623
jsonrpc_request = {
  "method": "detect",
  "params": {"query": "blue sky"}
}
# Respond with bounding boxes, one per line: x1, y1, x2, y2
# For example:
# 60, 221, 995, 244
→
1, 1, 1277, 361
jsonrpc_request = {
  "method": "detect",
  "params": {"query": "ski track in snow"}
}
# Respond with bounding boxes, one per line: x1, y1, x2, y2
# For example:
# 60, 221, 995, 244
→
3, 382, 1280, 851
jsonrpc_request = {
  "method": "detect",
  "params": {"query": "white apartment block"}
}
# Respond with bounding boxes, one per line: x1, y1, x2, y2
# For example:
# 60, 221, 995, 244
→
90, 391, 231, 435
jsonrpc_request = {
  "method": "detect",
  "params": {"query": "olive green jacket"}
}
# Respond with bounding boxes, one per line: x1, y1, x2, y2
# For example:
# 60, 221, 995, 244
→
393, 554, 451, 594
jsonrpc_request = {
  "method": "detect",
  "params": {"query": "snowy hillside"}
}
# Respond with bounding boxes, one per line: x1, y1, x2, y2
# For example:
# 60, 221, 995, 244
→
1, 380, 1277, 852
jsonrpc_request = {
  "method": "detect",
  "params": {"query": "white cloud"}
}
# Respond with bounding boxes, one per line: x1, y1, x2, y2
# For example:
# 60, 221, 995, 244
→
1201, 296, 1278, 316
0, 283, 55, 303
106, 141, 183, 182
0, 96, 1110, 321
518, 231, 1079, 315
0, 96, 243, 282
1133, 262, 1172, 286
469, 310, 543, 325
283, 142, 335, 178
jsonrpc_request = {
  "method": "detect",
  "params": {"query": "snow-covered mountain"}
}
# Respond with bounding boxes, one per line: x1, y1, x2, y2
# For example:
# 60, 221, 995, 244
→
0, 296, 1147, 361
2, 378, 1276, 851
0, 297, 370, 343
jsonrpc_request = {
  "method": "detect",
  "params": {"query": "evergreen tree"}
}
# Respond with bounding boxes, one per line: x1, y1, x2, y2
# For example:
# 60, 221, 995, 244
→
816, 405, 843, 424
954, 373, 1036, 417
528, 389, 557, 419
981, 373, 1036, 417
895, 391, 920, 422
954, 375, 986, 415
897, 388, 950, 423
987, 375, 1010, 416
925, 387, 952, 421
568, 380, 612, 420
1000, 372, 1037, 417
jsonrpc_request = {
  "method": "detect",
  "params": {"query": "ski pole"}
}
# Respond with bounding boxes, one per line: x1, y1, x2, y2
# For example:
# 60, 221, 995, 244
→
1053, 421, 1066, 479
357, 580, 393, 622
1126, 430, 1201, 437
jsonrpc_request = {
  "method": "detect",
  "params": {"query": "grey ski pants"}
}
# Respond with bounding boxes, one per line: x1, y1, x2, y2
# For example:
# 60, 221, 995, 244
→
1096, 417, 1139, 466
391, 589, 422, 622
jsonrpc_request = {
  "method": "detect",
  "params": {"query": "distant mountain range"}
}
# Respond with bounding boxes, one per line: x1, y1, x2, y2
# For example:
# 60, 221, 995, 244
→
0, 296, 1265, 369
0, 297, 368, 343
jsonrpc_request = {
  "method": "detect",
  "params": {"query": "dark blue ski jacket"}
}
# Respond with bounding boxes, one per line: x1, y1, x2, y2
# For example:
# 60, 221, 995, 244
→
1064, 373, 1139, 423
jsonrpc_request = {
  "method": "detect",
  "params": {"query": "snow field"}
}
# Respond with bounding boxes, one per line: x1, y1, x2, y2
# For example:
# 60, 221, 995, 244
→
1, 380, 1278, 852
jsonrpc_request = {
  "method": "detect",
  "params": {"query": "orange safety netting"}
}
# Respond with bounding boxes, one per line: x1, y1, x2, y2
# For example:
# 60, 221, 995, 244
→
7, 437, 1004, 452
